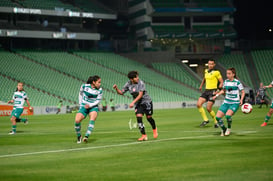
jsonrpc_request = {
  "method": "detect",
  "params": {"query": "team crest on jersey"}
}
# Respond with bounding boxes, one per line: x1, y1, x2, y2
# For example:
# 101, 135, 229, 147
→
133, 88, 136, 92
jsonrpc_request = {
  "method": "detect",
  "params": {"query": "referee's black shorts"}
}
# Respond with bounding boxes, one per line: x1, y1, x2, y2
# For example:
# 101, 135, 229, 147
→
200, 89, 217, 102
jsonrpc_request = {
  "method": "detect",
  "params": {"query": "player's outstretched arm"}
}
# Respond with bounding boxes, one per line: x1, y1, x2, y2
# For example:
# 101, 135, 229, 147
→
240, 90, 245, 106
199, 78, 205, 91
218, 77, 224, 89
264, 84, 273, 89
129, 91, 143, 108
113, 84, 123, 95
212, 89, 225, 100
7, 100, 14, 104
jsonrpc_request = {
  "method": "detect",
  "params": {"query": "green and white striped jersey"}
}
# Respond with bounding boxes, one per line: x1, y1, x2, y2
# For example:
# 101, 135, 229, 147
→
79, 84, 103, 108
12, 91, 28, 108
223, 79, 244, 104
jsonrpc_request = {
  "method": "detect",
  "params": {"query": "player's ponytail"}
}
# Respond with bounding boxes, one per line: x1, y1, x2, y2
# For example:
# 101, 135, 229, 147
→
87, 75, 100, 84
228, 67, 237, 79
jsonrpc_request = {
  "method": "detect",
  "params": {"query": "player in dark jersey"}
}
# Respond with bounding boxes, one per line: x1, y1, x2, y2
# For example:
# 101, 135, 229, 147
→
256, 82, 269, 108
113, 71, 158, 141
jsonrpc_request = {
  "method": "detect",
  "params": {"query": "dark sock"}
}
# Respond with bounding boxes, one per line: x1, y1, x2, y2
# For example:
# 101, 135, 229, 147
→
226, 115, 232, 129
137, 117, 146, 135
147, 117, 156, 129
16, 118, 21, 122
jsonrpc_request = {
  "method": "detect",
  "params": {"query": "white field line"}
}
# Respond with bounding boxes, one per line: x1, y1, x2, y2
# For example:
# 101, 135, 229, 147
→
0, 131, 257, 159
0, 135, 212, 158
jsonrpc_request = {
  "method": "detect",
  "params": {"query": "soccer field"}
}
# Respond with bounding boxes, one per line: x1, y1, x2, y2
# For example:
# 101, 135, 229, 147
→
0, 107, 273, 181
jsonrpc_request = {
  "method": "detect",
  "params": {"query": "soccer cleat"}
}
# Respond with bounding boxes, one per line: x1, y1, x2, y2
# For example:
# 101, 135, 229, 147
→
24, 119, 29, 125
77, 136, 82, 144
214, 124, 219, 128
225, 128, 231, 136
9, 131, 15, 135
220, 128, 226, 137
153, 128, 158, 139
261, 122, 268, 127
138, 134, 148, 141
200, 120, 209, 127
83, 136, 88, 143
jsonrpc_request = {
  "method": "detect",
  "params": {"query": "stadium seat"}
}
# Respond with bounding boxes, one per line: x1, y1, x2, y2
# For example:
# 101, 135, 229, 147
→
218, 53, 254, 88
251, 50, 273, 98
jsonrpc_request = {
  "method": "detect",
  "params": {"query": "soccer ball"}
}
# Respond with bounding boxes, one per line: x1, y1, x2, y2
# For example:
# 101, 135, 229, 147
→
241, 103, 253, 114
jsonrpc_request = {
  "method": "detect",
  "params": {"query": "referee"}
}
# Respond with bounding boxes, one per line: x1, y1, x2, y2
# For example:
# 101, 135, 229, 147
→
197, 59, 223, 128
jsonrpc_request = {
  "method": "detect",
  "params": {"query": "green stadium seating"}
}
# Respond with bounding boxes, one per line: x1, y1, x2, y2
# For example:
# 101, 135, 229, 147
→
152, 62, 200, 89
218, 54, 254, 88
152, 25, 185, 33
19, 0, 78, 11
74, 52, 200, 101
0, 75, 70, 106
1, 50, 202, 106
192, 25, 227, 33
0, 0, 16, 7
251, 50, 273, 98
17, 50, 130, 104
73, 0, 113, 14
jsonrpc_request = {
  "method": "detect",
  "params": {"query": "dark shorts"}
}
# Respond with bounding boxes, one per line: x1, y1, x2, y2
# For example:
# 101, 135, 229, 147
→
200, 89, 217, 102
135, 102, 153, 116
259, 95, 266, 101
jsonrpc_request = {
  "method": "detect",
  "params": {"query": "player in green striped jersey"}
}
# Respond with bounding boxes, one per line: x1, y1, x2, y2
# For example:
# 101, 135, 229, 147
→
74, 76, 103, 143
7, 82, 32, 135
212, 68, 245, 136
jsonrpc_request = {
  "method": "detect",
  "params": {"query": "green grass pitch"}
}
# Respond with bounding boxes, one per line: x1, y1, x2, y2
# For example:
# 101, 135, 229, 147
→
0, 106, 273, 181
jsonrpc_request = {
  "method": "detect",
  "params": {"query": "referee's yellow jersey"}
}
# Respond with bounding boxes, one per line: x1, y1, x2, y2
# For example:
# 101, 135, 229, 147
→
204, 69, 222, 90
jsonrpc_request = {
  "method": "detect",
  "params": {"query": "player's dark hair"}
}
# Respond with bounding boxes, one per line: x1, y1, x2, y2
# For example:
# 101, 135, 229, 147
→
87, 75, 100, 84
128, 71, 138, 79
208, 59, 216, 63
228, 67, 237, 79
16, 82, 24, 91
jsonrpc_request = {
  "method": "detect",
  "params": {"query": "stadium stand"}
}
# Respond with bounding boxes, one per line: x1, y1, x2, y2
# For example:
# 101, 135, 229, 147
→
150, 0, 184, 8
152, 25, 185, 34
0, 51, 81, 104
0, 75, 71, 106
194, 0, 229, 7
251, 50, 273, 97
74, 52, 201, 101
152, 62, 200, 89
18, 0, 78, 11
218, 53, 254, 88
72, 0, 113, 14
17, 50, 131, 104
192, 25, 227, 33
0, 0, 17, 7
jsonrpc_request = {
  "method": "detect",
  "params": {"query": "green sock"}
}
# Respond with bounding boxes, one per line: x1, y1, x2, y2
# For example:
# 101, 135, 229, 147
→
12, 125, 16, 133
75, 122, 81, 137
265, 115, 271, 123
85, 120, 95, 138
226, 115, 232, 129
216, 117, 226, 130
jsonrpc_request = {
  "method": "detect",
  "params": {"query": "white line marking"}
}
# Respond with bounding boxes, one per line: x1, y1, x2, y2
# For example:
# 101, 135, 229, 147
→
0, 135, 212, 158
0, 131, 257, 159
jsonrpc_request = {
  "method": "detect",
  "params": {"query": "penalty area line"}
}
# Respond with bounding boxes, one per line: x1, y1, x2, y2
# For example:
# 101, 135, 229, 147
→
0, 135, 212, 159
